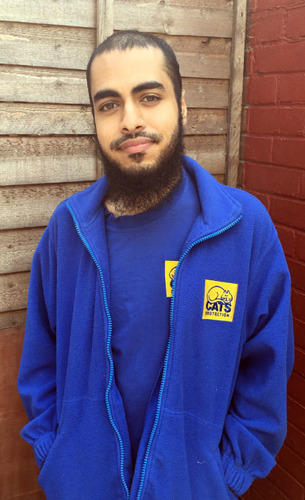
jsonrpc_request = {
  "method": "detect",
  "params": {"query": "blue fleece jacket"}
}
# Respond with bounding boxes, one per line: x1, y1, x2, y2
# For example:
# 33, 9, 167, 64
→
18, 156, 294, 500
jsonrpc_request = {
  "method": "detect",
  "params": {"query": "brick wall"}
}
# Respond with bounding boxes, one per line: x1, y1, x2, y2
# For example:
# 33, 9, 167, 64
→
241, 0, 305, 498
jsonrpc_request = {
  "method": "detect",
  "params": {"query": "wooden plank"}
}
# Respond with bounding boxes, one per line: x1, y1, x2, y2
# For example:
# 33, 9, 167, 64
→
183, 78, 229, 109
0, 103, 94, 136
0, 228, 45, 274
0, 182, 92, 230
127, 0, 232, 8
97, 0, 114, 44
113, 1, 233, 38
0, 310, 26, 330
0, 22, 95, 70
184, 135, 226, 174
0, 66, 89, 105
178, 52, 230, 79
0, 68, 228, 108
157, 34, 231, 58
0, 103, 226, 135
0, 272, 29, 313
226, 0, 247, 187
157, 34, 231, 80
0, 0, 96, 28
186, 109, 227, 135
0, 137, 97, 186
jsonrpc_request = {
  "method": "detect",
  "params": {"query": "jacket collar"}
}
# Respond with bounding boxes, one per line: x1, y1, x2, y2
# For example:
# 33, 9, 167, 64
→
67, 155, 242, 239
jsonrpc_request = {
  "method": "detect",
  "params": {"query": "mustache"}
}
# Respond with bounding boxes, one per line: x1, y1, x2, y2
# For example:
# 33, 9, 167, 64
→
110, 131, 163, 151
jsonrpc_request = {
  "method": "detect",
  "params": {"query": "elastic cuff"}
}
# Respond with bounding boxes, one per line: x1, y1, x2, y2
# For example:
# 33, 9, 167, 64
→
222, 455, 253, 496
34, 431, 56, 468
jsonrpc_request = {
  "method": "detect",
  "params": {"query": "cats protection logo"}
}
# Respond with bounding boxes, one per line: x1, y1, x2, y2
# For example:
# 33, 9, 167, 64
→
165, 260, 179, 297
202, 280, 238, 322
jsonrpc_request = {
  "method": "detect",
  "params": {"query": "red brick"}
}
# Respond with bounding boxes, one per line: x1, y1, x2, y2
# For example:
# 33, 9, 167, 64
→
243, 189, 270, 210
272, 138, 305, 169
275, 225, 295, 258
291, 288, 305, 323
243, 162, 301, 197
301, 173, 305, 198
287, 258, 305, 292
277, 445, 305, 486
247, 106, 305, 136
246, 75, 277, 104
278, 73, 305, 103
295, 231, 305, 261
254, 40, 305, 74
286, 6, 305, 38
288, 396, 305, 432
252, 476, 276, 499
288, 370, 305, 407
268, 461, 304, 498
250, 487, 265, 500
249, 9, 284, 44
293, 318, 305, 350
244, 136, 273, 162
272, 486, 292, 500
294, 347, 305, 378
270, 197, 305, 231
286, 423, 305, 461
255, 0, 295, 10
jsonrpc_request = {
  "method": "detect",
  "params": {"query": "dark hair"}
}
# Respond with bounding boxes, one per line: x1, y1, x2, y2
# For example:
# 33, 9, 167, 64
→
86, 30, 182, 111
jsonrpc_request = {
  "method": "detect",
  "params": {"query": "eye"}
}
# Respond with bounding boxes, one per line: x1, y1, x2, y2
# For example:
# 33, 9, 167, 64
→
99, 101, 119, 112
141, 94, 162, 104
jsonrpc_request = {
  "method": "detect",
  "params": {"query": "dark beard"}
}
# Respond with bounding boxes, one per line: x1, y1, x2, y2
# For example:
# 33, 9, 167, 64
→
97, 118, 185, 215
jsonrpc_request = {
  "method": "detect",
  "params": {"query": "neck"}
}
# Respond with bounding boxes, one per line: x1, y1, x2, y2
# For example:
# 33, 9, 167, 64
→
104, 169, 182, 217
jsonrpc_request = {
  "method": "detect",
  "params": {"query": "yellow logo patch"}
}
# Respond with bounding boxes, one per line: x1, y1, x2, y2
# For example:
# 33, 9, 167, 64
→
165, 260, 179, 297
202, 280, 238, 322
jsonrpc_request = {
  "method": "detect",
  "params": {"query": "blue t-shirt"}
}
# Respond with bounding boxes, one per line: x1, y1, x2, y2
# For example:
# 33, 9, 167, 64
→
105, 169, 200, 464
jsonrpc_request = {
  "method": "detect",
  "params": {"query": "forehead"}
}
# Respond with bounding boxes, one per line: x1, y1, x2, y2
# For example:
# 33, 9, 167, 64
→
90, 47, 173, 95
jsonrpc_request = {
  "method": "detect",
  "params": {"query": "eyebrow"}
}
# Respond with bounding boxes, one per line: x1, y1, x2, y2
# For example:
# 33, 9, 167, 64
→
93, 80, 165, 103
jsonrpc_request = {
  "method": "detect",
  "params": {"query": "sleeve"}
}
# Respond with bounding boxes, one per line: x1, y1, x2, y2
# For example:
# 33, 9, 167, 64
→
17, 221, 58, 469
220, 220, 294, 496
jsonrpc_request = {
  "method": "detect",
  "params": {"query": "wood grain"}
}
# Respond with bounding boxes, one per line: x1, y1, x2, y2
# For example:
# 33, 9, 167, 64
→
0, 103, 94, 135
0, 182, 92, 230
0, 0, 96, 28
226, 0, 247, 187
0, 272, 30, 313
1, 66, 89, 104
0, 136, 97, 185
0, 22, 95, 70
113, 1, 233, 38
0, 228, 45, 274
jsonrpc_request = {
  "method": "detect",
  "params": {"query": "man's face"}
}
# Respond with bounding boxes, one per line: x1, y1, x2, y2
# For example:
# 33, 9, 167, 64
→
90, 47, 187, 174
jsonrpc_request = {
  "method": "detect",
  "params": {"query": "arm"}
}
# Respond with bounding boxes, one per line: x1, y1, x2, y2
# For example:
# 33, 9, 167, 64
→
17, 223, 58, 468
221, 228, 294, 496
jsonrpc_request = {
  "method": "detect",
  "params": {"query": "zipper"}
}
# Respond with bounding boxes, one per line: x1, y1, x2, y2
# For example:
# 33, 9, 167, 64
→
67, 202, 130, 499
136, 214, 242, 500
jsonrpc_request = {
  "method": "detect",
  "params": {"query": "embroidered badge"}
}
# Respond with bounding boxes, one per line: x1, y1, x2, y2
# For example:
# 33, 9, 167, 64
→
202, 280, 238, 322
165, 260, 179, 297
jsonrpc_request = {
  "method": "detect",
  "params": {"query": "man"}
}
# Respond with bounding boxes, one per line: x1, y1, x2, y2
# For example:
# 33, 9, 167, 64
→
18, 31, 294, 499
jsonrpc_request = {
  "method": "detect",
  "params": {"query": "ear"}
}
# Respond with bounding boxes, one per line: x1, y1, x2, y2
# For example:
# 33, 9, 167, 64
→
180, 89, 187, 126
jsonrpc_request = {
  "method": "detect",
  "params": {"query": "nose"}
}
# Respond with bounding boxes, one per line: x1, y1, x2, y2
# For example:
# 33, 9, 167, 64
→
120, 101, 145, 134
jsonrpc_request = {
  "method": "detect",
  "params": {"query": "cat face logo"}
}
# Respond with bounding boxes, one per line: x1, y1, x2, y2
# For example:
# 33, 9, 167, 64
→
202, 280, 238, 322
165, 261, 179, 297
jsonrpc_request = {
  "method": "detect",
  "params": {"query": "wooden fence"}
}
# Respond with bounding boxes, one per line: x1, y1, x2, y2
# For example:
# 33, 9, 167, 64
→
0, 0, 246, 328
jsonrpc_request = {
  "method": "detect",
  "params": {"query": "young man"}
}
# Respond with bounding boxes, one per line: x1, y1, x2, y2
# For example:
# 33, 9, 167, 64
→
18, 31, 294, 499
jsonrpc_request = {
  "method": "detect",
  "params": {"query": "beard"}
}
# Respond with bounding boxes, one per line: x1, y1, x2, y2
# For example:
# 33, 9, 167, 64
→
97, 116, 185, 215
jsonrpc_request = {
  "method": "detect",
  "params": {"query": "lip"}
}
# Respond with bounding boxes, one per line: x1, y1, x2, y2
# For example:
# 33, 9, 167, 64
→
118, 137, 155, 155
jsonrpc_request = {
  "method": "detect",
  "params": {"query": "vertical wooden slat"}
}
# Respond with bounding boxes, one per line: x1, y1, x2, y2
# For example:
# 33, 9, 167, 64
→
96, 0, 114, 45
95, 0, 114, 178
226, 0, 247, 187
